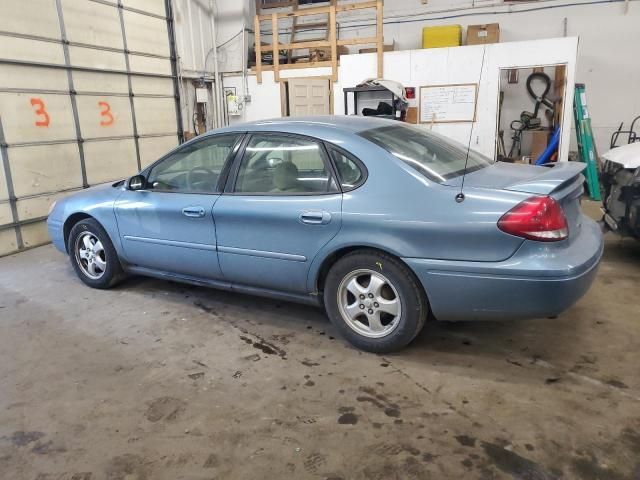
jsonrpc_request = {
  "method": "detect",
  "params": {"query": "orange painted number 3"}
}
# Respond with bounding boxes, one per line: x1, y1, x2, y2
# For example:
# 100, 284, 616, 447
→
30, 98, 50, 127
99, 101, 114, 126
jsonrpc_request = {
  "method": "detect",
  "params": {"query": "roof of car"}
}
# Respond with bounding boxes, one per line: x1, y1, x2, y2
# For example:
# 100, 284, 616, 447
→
219, 115, 396, 134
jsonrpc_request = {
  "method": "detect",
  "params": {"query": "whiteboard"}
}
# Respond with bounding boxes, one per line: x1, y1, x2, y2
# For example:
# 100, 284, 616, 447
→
419, 84, 478, 123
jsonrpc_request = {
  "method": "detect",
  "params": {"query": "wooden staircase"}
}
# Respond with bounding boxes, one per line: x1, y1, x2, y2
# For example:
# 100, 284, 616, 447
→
254, 0, 384, 83
287, 1, 334, 64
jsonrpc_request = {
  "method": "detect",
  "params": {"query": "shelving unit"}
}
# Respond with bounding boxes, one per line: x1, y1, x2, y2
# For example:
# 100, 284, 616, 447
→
343, 84, 399, 118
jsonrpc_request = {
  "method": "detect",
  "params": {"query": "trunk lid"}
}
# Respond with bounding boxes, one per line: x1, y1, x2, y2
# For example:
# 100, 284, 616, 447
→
445, 162, 587, 237
444, 161, 585, 194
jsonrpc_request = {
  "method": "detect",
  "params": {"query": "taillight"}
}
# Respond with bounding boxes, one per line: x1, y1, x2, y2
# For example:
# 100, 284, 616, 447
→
497, 196, 568, 242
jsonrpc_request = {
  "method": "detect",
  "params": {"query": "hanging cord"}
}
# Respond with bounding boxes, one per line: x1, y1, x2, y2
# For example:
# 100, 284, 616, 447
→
526, 71, 554, 118
457, 46, 487, 203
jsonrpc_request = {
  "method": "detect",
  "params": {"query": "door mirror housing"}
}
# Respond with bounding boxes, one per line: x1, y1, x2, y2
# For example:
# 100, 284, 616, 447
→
128, 175, 146, 191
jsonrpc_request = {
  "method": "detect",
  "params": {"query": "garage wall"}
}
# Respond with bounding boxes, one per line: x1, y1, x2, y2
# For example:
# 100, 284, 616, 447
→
223, 65, 334, 124
335, 38, 578, 163
173, 0, 253, 76
248, 0, 638, 155
222, 37, 578, 163
172, 0, 254, 135
0, 0, 182, 257
308, 0, 640, 155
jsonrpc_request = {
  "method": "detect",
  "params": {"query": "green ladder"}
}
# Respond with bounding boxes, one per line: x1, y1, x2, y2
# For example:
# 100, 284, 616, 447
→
573, 83, 601, 201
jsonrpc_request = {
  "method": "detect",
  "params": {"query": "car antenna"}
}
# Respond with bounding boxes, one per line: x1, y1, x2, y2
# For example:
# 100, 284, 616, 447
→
456, 46, 487, 204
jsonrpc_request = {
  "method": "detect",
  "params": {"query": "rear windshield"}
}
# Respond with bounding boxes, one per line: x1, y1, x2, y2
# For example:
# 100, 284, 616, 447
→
360, 124, 492, 182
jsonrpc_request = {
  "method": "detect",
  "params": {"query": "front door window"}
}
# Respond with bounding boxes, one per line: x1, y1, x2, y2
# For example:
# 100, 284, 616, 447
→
147, 134, 240, 193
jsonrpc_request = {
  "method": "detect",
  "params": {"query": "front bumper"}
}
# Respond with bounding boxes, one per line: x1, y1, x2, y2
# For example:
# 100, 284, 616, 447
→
47, 217, 67, 253
403, 217, 604, 321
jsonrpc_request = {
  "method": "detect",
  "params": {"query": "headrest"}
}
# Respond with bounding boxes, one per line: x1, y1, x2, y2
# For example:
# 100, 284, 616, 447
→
273, 161, 299, 191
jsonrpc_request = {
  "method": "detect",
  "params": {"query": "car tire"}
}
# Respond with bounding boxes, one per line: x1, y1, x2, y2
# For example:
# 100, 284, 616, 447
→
324, 250, 428, 353
67, 218, 124, 289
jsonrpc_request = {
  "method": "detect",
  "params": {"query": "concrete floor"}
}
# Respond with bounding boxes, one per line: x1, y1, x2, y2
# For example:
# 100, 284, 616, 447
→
0, 235, 639, 479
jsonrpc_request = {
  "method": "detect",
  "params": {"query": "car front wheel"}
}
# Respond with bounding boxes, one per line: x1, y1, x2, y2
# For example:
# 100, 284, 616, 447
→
67, 218, 124, 289
324, 250, 428, 353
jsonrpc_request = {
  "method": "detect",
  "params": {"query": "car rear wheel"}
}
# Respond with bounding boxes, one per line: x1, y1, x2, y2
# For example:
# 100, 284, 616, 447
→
324, 250, 428, 353
68, 218, 124, 289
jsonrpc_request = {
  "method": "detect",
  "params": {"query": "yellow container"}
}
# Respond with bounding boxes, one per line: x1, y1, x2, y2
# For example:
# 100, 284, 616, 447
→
422, 25, 462, 49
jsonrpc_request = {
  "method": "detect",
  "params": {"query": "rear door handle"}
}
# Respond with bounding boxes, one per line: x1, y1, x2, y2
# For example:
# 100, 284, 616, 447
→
299, 210, 331, 225
182, 206, 206, 218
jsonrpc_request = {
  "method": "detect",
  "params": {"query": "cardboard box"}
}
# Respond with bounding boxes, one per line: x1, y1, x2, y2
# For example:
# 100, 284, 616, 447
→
467, 23, 500, 45
531, 130, 550, 161
405, 107, 418, 124
296, 45, 348, 63
359, 41, 395, 54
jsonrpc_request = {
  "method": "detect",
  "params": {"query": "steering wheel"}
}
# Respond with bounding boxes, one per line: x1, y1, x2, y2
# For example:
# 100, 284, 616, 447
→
186, 166, 216, 190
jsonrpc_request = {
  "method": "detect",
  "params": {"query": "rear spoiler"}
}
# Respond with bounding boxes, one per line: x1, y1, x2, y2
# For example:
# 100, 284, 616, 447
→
504, 162, 586, 195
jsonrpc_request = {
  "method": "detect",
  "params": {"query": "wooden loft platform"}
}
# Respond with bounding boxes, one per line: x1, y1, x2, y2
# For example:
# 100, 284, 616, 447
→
253, 0, 384, 83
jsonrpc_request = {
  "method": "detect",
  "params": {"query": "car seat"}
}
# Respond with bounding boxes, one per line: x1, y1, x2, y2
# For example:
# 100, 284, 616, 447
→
238, 157, 273, 192
272, 161, 301, 192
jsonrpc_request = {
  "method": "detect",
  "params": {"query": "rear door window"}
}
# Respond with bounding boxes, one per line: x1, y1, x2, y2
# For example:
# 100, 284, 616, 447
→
234, 134, 338, 194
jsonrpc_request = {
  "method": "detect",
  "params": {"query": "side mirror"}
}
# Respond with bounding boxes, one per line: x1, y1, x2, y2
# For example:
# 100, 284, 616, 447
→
128, 175, 146, 191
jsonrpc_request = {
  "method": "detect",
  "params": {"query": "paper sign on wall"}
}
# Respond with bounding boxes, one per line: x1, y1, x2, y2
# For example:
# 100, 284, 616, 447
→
419, 84, 478, 123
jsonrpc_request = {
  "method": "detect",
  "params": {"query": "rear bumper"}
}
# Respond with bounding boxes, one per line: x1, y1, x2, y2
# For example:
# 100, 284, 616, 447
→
404, 217, 604, 321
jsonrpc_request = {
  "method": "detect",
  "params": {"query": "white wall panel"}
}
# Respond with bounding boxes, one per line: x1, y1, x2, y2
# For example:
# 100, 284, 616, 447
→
0, 0, 61, 39
16, 192, 68, 221
84, 139, 138, 184
128, 54, 172, 75
224, 71, 281, 124
0, 204, 12, 226
0, 160, 9, 201
68, 46, 127, 71
9, 144, 82, 197
20, 221, 49, 248
280, 67, 333, 79
123, 11, 170, 56
0, 37, 65, 64
139, 135, 178, 168
0, 0, 179, 256
134, 97, 177, 135
0, 92, 76, 144
122, 0, 167, 17
131, 76, 174, 96
73, 71, 129, 94
0, 65, 68, 91
62, 0, 124, 49
76, 96, 133, 138
0, 230, 18, 256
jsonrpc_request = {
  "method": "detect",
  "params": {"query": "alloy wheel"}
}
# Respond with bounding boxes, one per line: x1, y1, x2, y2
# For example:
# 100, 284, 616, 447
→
74, 231, 107, 280
337, 269, 402, 338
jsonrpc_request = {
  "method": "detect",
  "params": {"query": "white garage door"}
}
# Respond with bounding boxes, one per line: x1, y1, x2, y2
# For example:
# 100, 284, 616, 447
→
0, 0, 182, 256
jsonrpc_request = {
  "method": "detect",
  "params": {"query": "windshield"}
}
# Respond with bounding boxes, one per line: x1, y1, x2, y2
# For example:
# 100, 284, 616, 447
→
360, 124, 492, 182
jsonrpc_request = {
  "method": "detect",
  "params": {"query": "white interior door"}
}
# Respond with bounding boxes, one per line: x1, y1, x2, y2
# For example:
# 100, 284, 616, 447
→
288, 78, 330, 116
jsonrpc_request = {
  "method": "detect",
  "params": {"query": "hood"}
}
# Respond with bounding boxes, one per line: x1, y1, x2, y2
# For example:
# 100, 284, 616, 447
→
357, 78, 408, 103
601, 142, 640, 169
56, 181, 122, 215
68, 181, 118, 199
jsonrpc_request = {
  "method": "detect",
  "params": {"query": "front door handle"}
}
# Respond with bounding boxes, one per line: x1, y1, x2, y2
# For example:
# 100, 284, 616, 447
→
299, 210, 331, 225
182, 206, 206, 218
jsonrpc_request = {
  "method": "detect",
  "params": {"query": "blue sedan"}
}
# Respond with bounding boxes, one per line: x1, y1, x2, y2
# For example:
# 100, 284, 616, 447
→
47, 116, 603, 352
